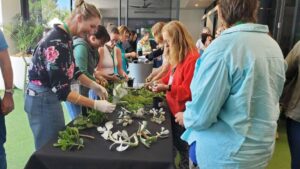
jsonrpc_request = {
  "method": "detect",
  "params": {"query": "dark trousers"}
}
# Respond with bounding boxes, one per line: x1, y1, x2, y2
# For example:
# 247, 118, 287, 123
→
171, 115, 189, 169
286, 117, 300, 169
0, 99, 7, 169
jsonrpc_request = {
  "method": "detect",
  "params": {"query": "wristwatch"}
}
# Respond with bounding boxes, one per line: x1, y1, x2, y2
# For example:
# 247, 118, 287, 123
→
5, 89, 14, 95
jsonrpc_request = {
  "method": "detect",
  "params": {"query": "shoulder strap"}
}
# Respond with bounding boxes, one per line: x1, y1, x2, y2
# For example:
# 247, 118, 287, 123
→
105, 45, 116, 70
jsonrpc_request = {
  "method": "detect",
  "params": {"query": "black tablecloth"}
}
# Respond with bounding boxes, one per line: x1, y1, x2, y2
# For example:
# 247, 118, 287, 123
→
25, 106, 175, 169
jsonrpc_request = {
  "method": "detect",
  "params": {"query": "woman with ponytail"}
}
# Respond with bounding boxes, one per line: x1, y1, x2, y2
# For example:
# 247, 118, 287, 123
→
25, 0, 116, 150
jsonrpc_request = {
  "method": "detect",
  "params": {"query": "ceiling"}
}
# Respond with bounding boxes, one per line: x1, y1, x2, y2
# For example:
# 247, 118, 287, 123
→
180, 0, 214, 9
85, 0, 214, 9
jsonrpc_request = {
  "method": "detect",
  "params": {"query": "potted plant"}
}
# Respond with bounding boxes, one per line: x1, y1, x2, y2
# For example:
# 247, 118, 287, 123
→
3, 14, 44, 89
1, 0, 69, 89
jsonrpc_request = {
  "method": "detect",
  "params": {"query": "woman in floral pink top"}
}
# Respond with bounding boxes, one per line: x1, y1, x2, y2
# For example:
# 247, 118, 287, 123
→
25, 0, 116, 150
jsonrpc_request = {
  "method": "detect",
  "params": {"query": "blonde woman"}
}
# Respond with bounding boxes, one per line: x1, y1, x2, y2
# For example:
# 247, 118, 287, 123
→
145, 22, 169, 83
151, 21, 199, 169
116, 25, 136, 73
24, 0, 116, 150
137, 29, 152, 55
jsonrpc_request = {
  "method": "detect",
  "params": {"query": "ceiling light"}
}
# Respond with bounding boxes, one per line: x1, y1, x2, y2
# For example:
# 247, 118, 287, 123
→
195, 3, 199, 7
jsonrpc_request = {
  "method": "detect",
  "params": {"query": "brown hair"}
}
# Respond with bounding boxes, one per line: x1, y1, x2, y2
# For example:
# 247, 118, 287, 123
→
70, 0, 101, 20
118, 25, 130, 36
162, 21, 196, 66
151, 22, 166, 44
106, 23, 119, 34
218, 0, 259, 27
94, 25, 110, 43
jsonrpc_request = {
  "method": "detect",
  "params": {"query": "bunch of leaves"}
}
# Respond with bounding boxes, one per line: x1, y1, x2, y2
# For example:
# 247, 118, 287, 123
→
53, 127, 84, 151
87, 109, 108, 125
126, 103, 145, 113
123, 92, 153, 105
131, 87, 165, 98
73, 109, 108, 130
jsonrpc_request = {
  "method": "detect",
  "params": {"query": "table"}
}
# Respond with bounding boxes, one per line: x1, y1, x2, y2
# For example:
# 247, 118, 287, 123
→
25, 106, 175, 169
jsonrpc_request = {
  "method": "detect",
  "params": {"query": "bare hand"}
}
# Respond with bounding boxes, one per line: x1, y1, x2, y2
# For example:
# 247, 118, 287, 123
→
130, 52, 137, 58
95, 75, 108, 87
1, 93, 14, 115
122, 73, 129, 81
175, 112, 184, 127
145, 75, 153, 83
110, 74, 120, 81
152, 83, 167, 93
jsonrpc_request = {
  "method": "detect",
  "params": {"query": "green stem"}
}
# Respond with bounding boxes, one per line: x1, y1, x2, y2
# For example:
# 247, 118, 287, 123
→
79, 134, 95, 139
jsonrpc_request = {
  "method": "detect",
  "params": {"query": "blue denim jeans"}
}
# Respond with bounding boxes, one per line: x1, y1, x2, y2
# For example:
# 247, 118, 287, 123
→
24, 83, 65, 150
0, 108, 6, 169
286, 117, 300, 169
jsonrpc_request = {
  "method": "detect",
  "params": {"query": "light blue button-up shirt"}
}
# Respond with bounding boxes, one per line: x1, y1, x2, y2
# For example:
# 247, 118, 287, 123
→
181, 23, 286, 169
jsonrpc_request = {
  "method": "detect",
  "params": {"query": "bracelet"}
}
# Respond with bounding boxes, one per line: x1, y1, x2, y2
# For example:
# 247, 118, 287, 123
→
5, 89, 14, 95
74, 95, 81, 104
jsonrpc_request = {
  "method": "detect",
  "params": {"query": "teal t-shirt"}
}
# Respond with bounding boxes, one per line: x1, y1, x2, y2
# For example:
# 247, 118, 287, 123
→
116, 42, 128, 74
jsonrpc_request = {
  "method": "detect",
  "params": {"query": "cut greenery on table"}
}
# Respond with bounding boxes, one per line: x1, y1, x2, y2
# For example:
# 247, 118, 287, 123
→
73, 109, 108, 130
118, 87, 164, 113
53, 127, 94, 151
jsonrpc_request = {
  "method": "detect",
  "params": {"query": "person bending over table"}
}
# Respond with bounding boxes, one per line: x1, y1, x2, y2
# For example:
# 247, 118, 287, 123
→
24, 0, 116, 150
145, 22, 170, 84
95, 24, 128, 82
151, 21, 199, 169
65, 25, 110, 120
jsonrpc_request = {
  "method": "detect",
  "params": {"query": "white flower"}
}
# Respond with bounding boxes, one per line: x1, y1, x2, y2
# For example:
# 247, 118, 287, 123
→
161, 129, 169, 135
101, 131, 111, 140
97, 126, 106, 133
112, 131, 121, 140
105, 121, 114, 130
116, 144, 129, 152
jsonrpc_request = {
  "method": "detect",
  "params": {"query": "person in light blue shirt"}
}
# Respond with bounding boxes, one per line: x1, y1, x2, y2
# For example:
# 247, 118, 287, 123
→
176, 0, 287, 168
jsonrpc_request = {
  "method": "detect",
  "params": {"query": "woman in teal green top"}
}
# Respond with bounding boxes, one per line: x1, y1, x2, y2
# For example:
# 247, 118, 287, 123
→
65, 25, 110, 120
178, 0, 286, 168
117, 25, 137, 74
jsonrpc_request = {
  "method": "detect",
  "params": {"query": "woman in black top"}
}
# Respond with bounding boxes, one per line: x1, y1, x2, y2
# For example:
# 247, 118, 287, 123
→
25, 0, 116, 150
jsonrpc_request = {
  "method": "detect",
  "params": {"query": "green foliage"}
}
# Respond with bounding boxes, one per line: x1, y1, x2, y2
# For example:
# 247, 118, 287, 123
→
87, 109, 108, 125
30, 0, 69, 23
73, 109, 108, 130
4, 0, 69, 54
119, 88, 164, 112
4, 14, 44, 53
53, 127, 84, 151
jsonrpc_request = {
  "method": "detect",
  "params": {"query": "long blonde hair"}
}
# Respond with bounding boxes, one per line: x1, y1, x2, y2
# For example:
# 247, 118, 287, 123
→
162, 21, 196, 66
70, 0, 101, 20
151, 22, 166, 44
118, 25, 130, 36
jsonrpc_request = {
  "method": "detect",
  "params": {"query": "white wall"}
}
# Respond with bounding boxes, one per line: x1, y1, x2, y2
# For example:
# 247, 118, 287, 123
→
179, 9, 205, 43
0, 0, 21, 54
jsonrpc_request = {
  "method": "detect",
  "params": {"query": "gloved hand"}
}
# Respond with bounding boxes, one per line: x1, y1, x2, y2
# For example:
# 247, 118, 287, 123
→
94, 100, 116, 113
89, 81, 108, 100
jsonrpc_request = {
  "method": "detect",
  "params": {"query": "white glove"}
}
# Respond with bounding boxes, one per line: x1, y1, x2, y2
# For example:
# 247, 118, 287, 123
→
89, 81, 108, 100
94, 100, 116, 113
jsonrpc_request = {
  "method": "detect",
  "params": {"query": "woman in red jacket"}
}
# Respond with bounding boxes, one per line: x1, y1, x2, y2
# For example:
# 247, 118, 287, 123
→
152, 20, 199, 169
